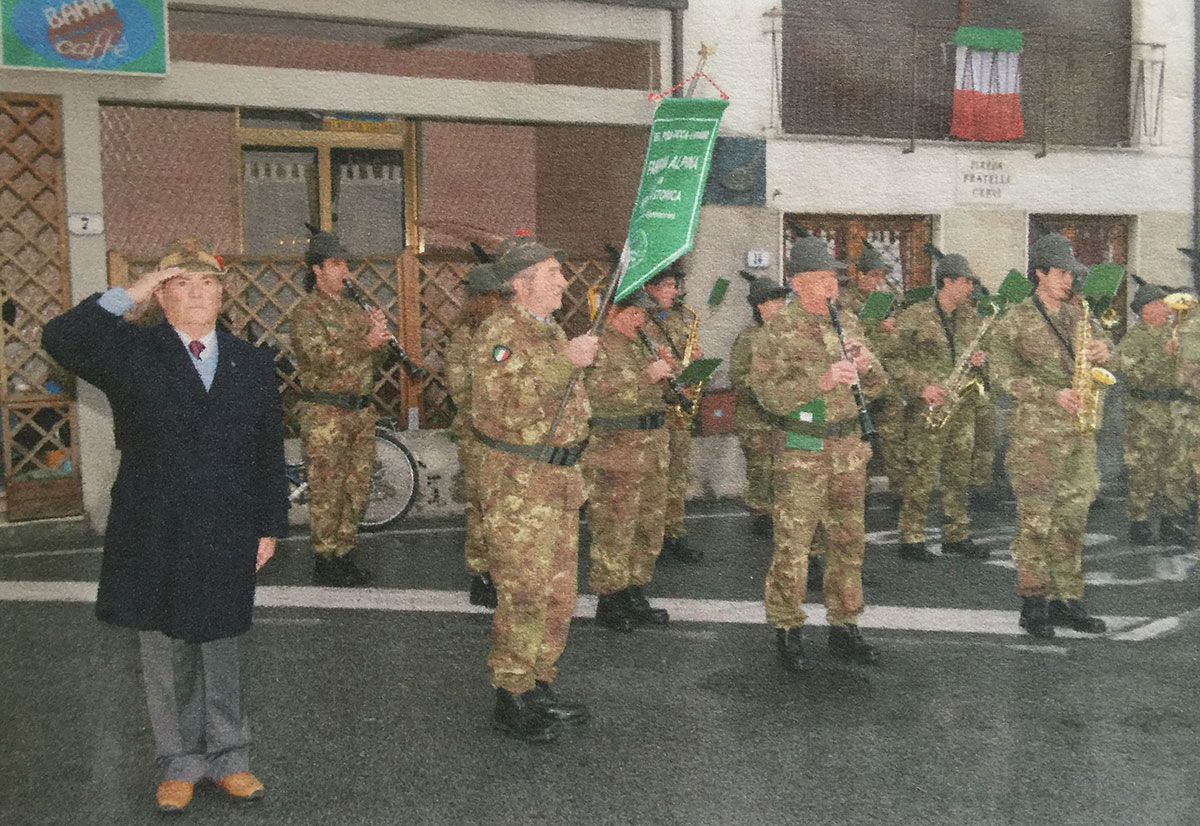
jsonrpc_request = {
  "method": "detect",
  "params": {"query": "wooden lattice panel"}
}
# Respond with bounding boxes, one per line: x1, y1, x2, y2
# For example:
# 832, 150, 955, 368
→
0, 93, 80, 519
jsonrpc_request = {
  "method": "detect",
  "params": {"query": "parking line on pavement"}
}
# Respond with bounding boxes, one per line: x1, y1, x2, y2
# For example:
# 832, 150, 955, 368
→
0, 580, 1155, 640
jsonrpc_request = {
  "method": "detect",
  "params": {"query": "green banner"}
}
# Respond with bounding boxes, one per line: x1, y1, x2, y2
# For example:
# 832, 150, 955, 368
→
2, 0, 166, 74
615, 96, 729, 301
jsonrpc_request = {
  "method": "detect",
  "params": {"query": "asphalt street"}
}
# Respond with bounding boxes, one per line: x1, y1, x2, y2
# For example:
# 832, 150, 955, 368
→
2, 471, 1198, 826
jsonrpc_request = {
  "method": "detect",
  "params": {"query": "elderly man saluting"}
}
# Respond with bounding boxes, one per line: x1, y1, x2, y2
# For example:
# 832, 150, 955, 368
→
42, 239, 288, 814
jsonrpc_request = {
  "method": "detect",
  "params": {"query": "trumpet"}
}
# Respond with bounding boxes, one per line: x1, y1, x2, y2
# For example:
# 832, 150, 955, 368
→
341, 280, 430, 380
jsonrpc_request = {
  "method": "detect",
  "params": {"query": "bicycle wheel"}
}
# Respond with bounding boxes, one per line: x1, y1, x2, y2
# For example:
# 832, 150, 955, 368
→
359, 429, 419, 531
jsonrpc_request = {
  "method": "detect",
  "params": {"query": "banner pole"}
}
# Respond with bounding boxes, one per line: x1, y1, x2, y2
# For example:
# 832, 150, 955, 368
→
538, 243, 630, 458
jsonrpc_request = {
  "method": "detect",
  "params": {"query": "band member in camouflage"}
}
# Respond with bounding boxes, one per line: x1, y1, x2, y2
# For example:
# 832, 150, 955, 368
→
581, 288, 674, 632
644, 267, 704, 563
445, 263, 509, 608
291, 232, 390, 587
472, 235, 597, 742
749, 236, 887, 671
887, 252, 989, 561
989, 233, 1110, 638
731, 275, 790, 537
1113, 281, 1195, 545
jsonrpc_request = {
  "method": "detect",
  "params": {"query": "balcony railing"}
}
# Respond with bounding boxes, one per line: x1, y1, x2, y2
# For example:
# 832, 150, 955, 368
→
765, 9, 1165, 154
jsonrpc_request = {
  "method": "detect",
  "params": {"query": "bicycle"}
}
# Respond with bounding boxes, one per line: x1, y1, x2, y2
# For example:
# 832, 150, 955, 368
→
285, 418, 419, 532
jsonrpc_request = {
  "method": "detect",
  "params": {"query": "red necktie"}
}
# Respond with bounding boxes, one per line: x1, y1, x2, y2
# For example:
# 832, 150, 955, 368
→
188, 340, 205, 359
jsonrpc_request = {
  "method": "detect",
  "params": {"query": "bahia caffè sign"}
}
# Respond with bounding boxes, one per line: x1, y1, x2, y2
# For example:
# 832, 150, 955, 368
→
1, 0, 166, 74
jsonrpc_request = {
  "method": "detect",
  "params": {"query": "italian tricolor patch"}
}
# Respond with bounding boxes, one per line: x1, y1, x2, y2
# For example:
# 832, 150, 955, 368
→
492, 345, 512, 363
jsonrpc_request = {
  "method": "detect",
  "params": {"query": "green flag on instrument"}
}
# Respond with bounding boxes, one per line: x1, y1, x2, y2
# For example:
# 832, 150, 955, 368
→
859, 291, 895, 321
677, 357, 722, 386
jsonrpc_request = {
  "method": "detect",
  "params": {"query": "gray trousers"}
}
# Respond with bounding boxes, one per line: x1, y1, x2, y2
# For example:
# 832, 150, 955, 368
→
138, 631, 251, 782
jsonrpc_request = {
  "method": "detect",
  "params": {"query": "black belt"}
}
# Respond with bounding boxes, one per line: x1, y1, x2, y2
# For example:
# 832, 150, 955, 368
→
589, 411, 666, 431
300, 390, 372, 410
769, 414, 861, 439
476, 432, 587, 467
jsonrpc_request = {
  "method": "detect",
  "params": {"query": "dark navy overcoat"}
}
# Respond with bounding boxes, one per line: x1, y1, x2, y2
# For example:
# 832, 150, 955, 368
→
42, 295, 288, 642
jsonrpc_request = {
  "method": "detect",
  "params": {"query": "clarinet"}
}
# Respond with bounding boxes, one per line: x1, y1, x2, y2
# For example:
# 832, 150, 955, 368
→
826, 299, 878, 442
341, 281, 430, 380
636, 328, 694, 415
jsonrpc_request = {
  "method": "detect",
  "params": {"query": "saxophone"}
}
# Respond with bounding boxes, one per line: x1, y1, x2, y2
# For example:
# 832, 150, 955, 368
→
674, 304, 704, 422
1072, 298, 1116, 434
923, 315, 994, 431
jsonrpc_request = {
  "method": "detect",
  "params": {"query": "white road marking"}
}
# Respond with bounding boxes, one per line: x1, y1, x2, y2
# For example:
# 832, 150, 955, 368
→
0, 580, 1155, 640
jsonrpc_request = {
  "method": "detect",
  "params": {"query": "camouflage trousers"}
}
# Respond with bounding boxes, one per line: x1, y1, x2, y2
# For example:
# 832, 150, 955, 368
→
299, 403, 376, 557
664, 425, 692, 538
872, 393, 908, 499
480, 449, 584, 694
1005, 416, 1098, 600
971, 394, 997, 489
583, 428, 669, 594
456, 433, 489, 575
1126, 404, 1192, 522
767, 434, 872, 628
736, 426, 774, 515
898, 405, 975, 545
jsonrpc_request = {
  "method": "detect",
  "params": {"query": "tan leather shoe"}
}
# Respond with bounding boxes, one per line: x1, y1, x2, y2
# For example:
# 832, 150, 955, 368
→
217, 771, 264, 802
156, 780, 194, 813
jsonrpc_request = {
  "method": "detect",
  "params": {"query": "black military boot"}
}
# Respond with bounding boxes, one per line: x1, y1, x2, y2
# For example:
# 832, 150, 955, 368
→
530, 680, 589, 725
1018, 596, 1055, 639
751, 513, 774, 537
336, 552, 373, 587
942, 539, 990, 559
313, 553, 372, 587
806, 556, 824, 592
663, 535, 704, 563
1128, 520, 1154, 546
828, 625, 880, 665
625, 585, 669, 626
594, 593, 635, 633
898, 542, 935, 562
469, 573, 498, 609
775, 628, 808, 672
1159, 516, 1192, 546
493, 688, 560, 743
1047, 599, 1107, 634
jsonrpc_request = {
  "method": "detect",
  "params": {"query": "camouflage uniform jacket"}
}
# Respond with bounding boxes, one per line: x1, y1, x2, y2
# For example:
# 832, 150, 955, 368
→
990, 298, 1111, 437
586, 326, 667, 420
471, 302, 590, 447
1113, 321, 1183, 397
291, 290, 384, 396
730, 324, 771, 436
888, 298, 984, 402
444, 323, 474, 440
748, 299, 887, 430
649, 304, 697, 429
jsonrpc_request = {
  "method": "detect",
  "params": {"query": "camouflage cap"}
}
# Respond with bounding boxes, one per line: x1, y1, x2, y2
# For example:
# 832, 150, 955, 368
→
856, 245, 893, 274
1130, 281, 1169, 315
464, 263, 510, 296
746, 276, 790, 307
306, 231, 356, 267
494, 235, 562, 283
935, 252, 976, 283
157, 238, 225, 274
1029, 233, 1087, 277
787, 236, 847, 275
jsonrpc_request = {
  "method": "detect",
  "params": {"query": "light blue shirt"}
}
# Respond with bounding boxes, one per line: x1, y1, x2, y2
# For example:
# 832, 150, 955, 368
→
98, 287, 218, 391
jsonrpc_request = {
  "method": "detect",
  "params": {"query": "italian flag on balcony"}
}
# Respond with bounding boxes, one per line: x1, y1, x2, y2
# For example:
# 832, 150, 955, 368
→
950, 26, 1024, 141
